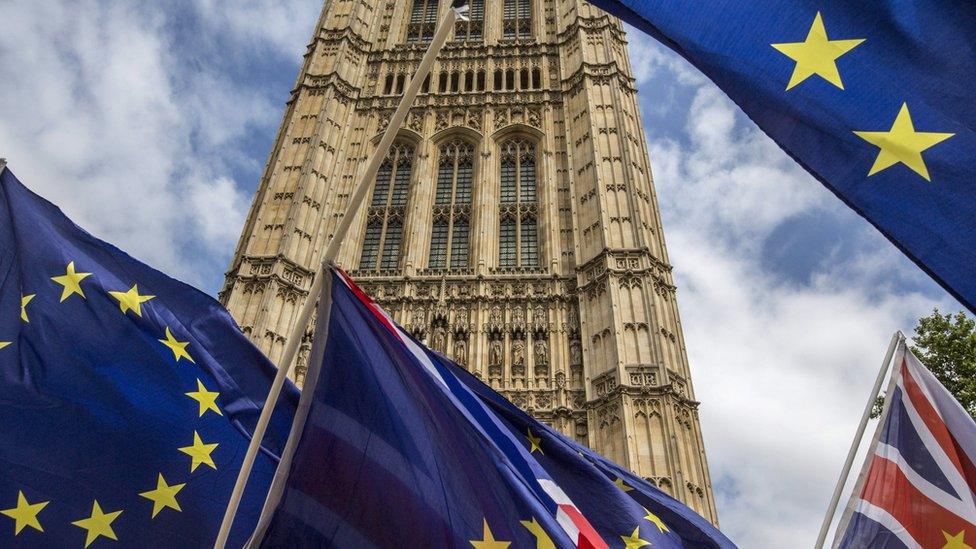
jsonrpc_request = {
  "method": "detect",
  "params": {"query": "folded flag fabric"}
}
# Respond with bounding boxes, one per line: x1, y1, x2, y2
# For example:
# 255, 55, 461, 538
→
590, 0, 976, 313
251, 266, 734, 548
833, 343, 976, 548
0, 166, 299, 547
450, 358, 733, 548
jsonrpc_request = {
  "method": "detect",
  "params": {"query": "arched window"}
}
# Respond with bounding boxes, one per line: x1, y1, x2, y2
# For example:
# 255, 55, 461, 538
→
422, 74, 431, 93
439, 72, 448, 93
407, 0, 439, 43
464, 70, 474, 92
360, 142, 414, 271
454, 0, 484, 42
532, 68, 541, 89
396, 74, 406, 94
520, 68, 529, 90
498, 138, 539, 268
383, 74, 394, 95
503, 0, 532, 39
428, 139, 475, 270
477, 71, 486, 91
505, 69, 515, 90
494, 69, 503, 90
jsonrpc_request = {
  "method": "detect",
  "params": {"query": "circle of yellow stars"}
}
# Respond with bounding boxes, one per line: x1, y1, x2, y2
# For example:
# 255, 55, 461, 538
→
0, 261, 226, 546
771, 11, 954, 182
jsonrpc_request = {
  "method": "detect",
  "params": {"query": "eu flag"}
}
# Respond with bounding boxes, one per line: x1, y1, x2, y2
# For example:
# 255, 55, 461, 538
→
0, 167, 298, 547
250, 267, 733, 548
590, 1, 976, 312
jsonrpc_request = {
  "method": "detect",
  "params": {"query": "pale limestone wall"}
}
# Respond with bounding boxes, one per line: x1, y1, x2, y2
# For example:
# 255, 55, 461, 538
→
221, 0, 717, 524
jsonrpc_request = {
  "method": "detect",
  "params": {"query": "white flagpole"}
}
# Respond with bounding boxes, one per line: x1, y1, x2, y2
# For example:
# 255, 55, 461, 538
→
214, 6, 460, 548
814, 331, 905, 548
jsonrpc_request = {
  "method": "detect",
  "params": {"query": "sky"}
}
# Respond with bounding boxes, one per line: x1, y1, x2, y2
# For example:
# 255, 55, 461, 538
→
0, 1, 964, 547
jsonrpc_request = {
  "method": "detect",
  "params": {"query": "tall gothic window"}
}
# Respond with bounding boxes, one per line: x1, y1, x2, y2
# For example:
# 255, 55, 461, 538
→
503, 0, 532, 39
407, 0, 439, 43
428, 139, 474, 270
454, 0, 483, 42
498, 138, 539, 268
360, 142, 414, 271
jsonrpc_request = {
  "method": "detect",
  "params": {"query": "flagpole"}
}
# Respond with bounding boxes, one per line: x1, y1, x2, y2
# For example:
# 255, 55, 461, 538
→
814, 331, 904, 548
214, 6, 461, 548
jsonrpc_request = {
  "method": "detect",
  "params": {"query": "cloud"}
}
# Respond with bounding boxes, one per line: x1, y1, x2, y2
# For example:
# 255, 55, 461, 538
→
0, 0, 307, 288
630, 36, 960, 546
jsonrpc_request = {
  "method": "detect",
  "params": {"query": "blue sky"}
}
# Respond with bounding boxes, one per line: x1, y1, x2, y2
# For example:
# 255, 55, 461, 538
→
0, 2, 962, 546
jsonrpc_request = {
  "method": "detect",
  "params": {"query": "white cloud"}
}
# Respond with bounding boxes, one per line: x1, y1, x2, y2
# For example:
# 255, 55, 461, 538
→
0, 0, 304, 287
631, 37, 959, 547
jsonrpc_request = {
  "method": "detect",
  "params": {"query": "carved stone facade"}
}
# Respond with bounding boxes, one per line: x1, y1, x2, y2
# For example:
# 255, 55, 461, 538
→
221, 0, 717, 523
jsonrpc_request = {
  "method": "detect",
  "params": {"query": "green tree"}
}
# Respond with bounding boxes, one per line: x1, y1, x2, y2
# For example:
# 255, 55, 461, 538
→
872, 309, 976, 419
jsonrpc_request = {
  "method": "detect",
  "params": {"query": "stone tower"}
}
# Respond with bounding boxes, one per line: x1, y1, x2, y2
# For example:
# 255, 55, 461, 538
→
221, 0, 718, 522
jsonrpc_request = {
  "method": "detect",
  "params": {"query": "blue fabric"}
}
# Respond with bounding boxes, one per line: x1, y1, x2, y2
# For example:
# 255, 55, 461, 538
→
0, 167, 298, 547
258, 270, 735, 548
447, 356, 735, 549
590, 0, 976, 312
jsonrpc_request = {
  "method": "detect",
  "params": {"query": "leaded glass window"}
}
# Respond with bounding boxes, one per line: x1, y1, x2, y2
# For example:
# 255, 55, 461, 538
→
427, 139, 475, 270
498, 138, 540, 268
503, 0, 532, 39
455, 0, 483, 42
360, 142, 414, 272
407, 0, 439, 43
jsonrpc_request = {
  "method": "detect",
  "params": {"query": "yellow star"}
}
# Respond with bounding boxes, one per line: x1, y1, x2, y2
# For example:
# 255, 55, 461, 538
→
71, 500, 122, 548
178, 431, 218, 472
470, 519, 511, 549
108, 284, 155, 317
526, 428, 543, 454
1, 491, 48, 535
854, 103, 955, 181
20, 294, 35, 323
620, 526, 651, 549
943, 530, 973, 549
159, 327, 195, 363
614, 477, 634, 492
643, 507, 670, 533
139, 474, 185, 518
519, 517, 555, 549
771, 12, 865, 90
51, 261, 92, 302
0, 342, 10, 351
186, 379, 222, 417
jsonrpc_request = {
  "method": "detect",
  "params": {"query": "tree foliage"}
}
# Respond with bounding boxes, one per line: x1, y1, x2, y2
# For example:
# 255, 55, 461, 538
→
910, 309, 976, 418
871, 309, 976, 419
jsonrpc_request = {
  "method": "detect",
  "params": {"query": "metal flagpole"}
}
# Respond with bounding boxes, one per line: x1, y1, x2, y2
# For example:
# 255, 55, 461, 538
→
814, 331, 905, 548
214, 5, 463, 547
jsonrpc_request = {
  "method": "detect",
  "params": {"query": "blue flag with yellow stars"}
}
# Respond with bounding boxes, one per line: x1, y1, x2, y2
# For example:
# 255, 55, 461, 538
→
249, 268, 734, 548
0, 166, 299, 547
589, 0, 976, 312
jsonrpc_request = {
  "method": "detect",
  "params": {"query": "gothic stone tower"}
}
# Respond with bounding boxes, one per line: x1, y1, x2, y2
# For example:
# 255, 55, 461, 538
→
221, 0, 718, 522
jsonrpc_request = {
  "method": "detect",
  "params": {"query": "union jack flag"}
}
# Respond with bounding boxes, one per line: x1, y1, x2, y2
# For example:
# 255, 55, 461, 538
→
834, 345, 976, 548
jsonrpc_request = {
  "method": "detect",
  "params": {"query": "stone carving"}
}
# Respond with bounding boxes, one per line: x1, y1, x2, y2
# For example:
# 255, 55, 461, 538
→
533, 305, 547, 331
489, 305, 503, 327
431, 326, 447, 353
489, 339, 503, 367
453, 337, 467, 365
534, 339, 548, 366
569, 340, 582, 366
512, 340, 525, 367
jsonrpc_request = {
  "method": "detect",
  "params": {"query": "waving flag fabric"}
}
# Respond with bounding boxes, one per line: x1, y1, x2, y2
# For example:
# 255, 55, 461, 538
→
252, 266, 734, 548
834, 345, 976, 548
589, 0, 976, 313
0, 167, 298, 547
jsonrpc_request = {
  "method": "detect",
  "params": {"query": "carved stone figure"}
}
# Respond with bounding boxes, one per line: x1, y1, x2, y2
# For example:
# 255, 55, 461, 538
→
453, 338, 466, 364
489, 339, 503, 366
569, 340, 582, 366
534, 339, 548, 366
512, 340, 525, 367
431, 326, 447, 353
533, 305, 547, 330
512, 307, 525, 326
